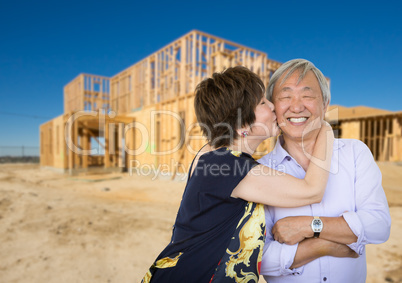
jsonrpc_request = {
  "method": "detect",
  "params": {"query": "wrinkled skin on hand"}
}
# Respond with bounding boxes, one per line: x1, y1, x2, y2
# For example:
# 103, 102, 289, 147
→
272, 216, 313, 245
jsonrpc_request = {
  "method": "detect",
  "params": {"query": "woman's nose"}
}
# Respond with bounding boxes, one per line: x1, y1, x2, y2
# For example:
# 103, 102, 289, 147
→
268, 100, 275, 112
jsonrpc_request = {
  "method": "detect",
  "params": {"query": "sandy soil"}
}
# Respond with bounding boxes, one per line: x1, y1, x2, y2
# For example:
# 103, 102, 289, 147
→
0, 162, 401, 283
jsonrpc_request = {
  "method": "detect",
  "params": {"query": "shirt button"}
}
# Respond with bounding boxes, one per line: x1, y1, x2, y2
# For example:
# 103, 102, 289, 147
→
323, 277, 327, 281
286, 156, 291, 161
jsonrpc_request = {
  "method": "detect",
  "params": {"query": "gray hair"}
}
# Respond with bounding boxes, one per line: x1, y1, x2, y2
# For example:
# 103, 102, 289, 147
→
266, 59, 330, 105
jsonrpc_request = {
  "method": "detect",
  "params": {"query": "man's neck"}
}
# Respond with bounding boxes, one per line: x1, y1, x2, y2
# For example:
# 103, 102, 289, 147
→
281, 133, 318, 171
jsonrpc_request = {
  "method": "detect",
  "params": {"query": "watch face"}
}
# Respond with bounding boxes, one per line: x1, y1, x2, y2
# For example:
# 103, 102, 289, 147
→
312, 219, 323, 232
313, 219, 321, 228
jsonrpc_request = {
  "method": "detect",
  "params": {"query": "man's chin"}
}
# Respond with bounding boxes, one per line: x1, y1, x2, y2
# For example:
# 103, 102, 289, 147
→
280, 127, 305, 140
282, 133, 304, 141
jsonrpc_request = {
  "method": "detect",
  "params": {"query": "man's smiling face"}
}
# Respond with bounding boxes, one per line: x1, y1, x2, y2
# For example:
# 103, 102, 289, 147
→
272, 70, 328, 141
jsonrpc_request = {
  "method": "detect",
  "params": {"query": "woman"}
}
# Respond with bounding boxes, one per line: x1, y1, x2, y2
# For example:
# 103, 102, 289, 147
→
142, 66, 334, 282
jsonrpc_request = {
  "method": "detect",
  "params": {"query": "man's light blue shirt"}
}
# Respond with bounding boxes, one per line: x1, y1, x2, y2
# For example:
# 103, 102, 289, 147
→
258, 137, 391, 283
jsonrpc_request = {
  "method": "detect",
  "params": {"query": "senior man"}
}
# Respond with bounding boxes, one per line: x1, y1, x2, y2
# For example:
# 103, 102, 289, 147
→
258, 59, 391, 283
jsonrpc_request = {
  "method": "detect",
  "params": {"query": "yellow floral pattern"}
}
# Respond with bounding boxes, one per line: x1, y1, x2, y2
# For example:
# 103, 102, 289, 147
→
211, 202, 266, 282
227, 148, 242, 157
141, 252, 183, 283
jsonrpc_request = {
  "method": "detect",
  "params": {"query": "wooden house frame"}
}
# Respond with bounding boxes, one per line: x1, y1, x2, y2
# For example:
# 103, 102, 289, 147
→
40, 30, 281, 175
326, 106, 402, 161
40, 30, 402, 176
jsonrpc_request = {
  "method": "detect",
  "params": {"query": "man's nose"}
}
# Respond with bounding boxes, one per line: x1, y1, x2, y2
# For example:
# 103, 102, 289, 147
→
289, 97, 305, 113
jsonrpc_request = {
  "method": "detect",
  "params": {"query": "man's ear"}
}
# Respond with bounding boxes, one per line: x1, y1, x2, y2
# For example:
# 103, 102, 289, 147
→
323, 101, 330, 113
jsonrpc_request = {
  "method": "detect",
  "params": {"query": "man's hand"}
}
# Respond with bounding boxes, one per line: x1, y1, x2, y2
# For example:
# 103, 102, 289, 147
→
327, 240, 359, 258
290, 238, 359, 269
272, 216, 314, 245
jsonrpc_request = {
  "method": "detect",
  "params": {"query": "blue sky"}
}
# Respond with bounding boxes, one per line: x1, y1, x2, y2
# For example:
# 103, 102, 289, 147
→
0, 0, 401, 147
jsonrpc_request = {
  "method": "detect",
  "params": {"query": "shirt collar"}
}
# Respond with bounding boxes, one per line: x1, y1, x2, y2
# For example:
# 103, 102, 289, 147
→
269, 136, 292, 165
267, 136, 345, 166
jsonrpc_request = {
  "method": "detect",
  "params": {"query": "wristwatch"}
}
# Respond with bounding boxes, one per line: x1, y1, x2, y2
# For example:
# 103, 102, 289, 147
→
311, 216, 323, 238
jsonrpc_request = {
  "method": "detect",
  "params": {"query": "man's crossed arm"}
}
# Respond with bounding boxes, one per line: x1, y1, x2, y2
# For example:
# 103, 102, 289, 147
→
272, 216, 358, 268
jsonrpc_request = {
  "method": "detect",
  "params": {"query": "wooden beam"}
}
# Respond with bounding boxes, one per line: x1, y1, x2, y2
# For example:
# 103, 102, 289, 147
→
67, 118, 75, 174
392, 118, 399, 161
85, 128, 105, 149
361, 119, 366, 145
367, 119, 372, 152
104, 120, 110, 168
82, 128, 89, 169
109, 123, 116, 166
382, 118, 391, 161
118, 123, 124, 168
74, 119, 79, 168
373, 119, 378, 160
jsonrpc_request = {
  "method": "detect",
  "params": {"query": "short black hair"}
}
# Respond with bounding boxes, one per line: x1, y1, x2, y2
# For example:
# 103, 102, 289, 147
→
194, 66, 265, 148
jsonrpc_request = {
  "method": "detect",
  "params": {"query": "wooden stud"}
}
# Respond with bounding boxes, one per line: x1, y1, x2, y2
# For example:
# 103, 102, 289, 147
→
373, 119, 378, 160
104, 120, 110, 168
361, 119, 366, 145
379, 118, 384, 161
118, 123, 124, 168
368, 119, 372, 153
82, 127, 89, 169
393, 117, 399, 161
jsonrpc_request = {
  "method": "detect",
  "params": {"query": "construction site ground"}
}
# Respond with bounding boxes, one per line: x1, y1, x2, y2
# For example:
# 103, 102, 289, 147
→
0, 162, 401, 283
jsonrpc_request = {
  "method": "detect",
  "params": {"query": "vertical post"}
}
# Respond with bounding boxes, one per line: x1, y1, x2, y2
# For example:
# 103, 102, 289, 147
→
109, 123, 116, 167
367, 119, 372, 154
392, 117, 400, 161
379, 118, 384, 161
104, 120, 110, 168
68, 118, 75, 175
175, 98, 180, 169
82, 128, 89, 169
361, 119, 366, 145
373, 119, 378, 160
74, 121, 79, 168
80, 75, 85, 111
155, 53, 158, 104
206, 36, 210, 75
386, 118, 391, 161
145, 58, 149, 106
198, 33, 202, 82
118, 122, 124, 168
384, 118, 391, 161
129, 119, 136, 168
192, 31, 196, 92
180, 37, 187, 95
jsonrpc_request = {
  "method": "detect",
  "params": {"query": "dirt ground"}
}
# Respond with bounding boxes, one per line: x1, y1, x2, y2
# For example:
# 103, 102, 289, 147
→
0, 162, 401, 283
